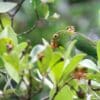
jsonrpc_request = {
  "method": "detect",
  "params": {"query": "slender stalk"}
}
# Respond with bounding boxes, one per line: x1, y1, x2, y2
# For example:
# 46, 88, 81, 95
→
18, 24, 36, 36
0, 16, 4, 29
8, 0, 25, 27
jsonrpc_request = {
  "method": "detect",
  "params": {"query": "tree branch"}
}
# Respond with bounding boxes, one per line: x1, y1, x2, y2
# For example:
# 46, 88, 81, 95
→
51, 86, 59, 100
18, 24, 36, 36
9, 0, 25, 27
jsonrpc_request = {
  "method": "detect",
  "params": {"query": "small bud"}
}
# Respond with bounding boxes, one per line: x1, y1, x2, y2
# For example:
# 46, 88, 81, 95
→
77, 88, 85, 99
6, 42, 13, 53
72, 68, 86, 80
37, 52, 44, 61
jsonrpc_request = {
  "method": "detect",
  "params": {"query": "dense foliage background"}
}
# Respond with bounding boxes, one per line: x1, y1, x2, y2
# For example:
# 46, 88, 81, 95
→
0, 0, 100, 100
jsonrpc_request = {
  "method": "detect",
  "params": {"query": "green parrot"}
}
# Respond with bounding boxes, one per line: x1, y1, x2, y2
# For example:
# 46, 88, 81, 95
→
50, 27, 72, 49
72, 33, 97, 59
51, 26, 97, 59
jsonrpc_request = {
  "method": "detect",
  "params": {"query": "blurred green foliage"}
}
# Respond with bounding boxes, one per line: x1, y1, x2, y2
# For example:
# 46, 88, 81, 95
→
0, 0, 100, 100
11, 0, 100, 46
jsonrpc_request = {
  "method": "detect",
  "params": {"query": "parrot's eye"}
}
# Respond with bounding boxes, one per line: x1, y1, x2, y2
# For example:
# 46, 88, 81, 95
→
53, 33, 59, 39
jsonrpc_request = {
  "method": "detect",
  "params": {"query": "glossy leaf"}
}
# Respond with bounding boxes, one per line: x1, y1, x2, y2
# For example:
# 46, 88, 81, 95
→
30, 44, 46, 63
0, 56, 4, 68
0, 2, 17, 13
49, 62, 64, 83
0, 26, 18, 45
3, 53, 20, 83
97, 40, 100, 65
3, 53, 19, 71
62, 54, 86, 80
49, 52, 62, 68
37, 3, 49, 19
31, 0, 41, 9
79, 59, 99, 72
0, 14, 11, 27
3, 60, 20, 83
37, 46, 52, 74
20, 54, 29, 71
64, 40, 77, 59
87, 73, 100, 83
13, 42, 28, 55
54, 85, 73, 100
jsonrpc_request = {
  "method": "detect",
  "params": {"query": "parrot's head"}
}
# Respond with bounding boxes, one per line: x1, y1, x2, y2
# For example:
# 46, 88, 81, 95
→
50, 25, 76, 49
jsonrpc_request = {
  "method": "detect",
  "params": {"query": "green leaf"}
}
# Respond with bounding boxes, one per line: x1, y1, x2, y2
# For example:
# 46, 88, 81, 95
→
97, 40, 100, 65
20, 54, 29, 71
40, 47, 52, 71
0, 2, 17, 13
0, 14, 11, 27
37, 3, 49, 19
49, 62, 64, 84
0, 26, 18, 45
30, 44, 46, 63
0, 56, 4, 68
62, 54, 86, 80
3, 60, 20, 83
68, 79, 79, 91
13, 42, 28, 55
3, 53, 19, 71
31, 0, 49, 18
54, 85, 73, 100
50, 88, 56, 100
31, 0, 41, 9
90, 80, 100, 87
64, 40, 77, 59
37, 46, 53, 73
3, 53, 20, 83
87, 73, 100, 83
0, 38, 13, 55
79, 59, 99, 72
49, 52, 62, 68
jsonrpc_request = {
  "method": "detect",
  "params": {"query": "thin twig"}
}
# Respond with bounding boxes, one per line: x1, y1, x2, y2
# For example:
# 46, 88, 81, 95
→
0, 17, 4, 29
51, 86, 59, 100
27, 69, 32, 100
17, 71, 29, 88
3, 77, 12, 91
18, 24, 36, 36
12, 0, 25, 17
34, 8, 40, 20
10, 16, 14, 28
9, 0, 25, 27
